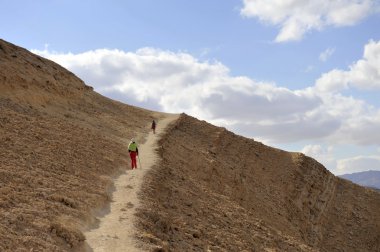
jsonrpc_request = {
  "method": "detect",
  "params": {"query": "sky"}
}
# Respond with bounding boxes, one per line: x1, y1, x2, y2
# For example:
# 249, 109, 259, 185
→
1, 0, 380, 175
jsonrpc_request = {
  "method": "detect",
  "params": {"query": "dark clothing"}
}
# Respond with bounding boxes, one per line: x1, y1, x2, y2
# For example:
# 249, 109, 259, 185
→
152, 120, 156, 134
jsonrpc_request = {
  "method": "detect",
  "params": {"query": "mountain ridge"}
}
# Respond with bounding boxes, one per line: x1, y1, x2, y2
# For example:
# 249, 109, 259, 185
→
340, 170, 380, 190
1, 39, 380, 251
137, 114, 380, 251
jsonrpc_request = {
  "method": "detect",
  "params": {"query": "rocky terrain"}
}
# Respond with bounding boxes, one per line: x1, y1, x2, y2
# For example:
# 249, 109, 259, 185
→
1, 38, 380, 251
137, 115, 380, 251
0, 39, 161, 251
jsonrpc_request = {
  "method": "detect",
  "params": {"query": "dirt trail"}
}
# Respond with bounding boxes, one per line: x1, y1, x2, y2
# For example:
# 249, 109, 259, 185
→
84, 114, 179, 252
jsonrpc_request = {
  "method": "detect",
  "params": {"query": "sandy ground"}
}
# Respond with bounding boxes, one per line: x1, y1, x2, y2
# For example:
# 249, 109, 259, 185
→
1, 39, 157, 251
2, 39, 380, 252
84, 114, 178, 252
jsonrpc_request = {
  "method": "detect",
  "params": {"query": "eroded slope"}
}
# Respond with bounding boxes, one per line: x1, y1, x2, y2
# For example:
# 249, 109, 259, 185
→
138, 114, 380, 251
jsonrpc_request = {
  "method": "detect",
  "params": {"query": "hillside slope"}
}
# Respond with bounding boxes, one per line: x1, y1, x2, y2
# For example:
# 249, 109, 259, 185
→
2, 38, 380, 252
0, 39, 162, 251
137, 114, 380, 251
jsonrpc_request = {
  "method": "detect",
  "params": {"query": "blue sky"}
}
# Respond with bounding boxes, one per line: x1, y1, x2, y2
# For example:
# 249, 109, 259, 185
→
1, 0, 380, 175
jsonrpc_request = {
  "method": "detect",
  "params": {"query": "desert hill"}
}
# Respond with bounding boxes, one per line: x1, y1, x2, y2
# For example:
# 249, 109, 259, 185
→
0, 39, 162, 251
1, 39, 380, 252
137, 115, 380, 251
340, 170, 380, 190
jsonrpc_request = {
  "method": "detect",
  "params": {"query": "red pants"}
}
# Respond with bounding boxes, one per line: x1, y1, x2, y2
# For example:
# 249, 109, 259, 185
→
130, 151, 137, 169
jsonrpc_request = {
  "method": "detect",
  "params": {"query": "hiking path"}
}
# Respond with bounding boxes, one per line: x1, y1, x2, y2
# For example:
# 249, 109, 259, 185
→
84, 114, 179, 252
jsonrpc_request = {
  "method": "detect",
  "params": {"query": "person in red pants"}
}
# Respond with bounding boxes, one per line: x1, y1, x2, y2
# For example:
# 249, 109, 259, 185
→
128, 139, 139, 169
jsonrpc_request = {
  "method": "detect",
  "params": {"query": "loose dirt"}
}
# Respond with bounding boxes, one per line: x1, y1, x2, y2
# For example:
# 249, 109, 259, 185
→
2, 38, 380, 252
0, 39, 160, 251
137, 114, 380, 252
84, 114, 179, 252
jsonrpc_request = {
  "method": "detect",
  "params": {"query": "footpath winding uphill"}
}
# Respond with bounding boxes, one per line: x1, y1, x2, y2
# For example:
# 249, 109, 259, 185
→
1, 39, 380, 252
0, 39, 160, 251
84, 114, 178, 252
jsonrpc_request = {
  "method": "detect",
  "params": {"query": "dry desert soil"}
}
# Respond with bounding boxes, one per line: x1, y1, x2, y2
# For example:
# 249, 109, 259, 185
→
1, 39, 380, 252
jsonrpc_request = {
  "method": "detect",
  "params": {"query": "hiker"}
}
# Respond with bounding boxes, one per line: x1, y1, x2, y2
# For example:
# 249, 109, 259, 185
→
128, 139, 139, 169
151, 120, 156, 134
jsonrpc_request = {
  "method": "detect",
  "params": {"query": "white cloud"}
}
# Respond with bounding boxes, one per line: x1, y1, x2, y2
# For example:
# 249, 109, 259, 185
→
319, 47, 335, 62
300, 89, 380, 145
240, 0, 379, 42
302, 144, 324, 157
301, 144, 336, 169
316, 40, 380, 92
31, 40, 380, 146
335, 109, 380, 145
31, 40, 380, 174
33, 47, 330, 143
336, 156, 380, 175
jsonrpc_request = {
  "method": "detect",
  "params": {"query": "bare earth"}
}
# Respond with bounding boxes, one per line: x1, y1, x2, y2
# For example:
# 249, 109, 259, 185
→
137, 114, 380, 252
84, 114, 178, 252
0, 39, 160, 251
2, 39, 380, 252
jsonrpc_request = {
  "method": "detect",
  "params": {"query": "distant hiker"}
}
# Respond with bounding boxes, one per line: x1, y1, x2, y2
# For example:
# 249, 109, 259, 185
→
128, 139, 139, 169
151, 120, 156, 134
